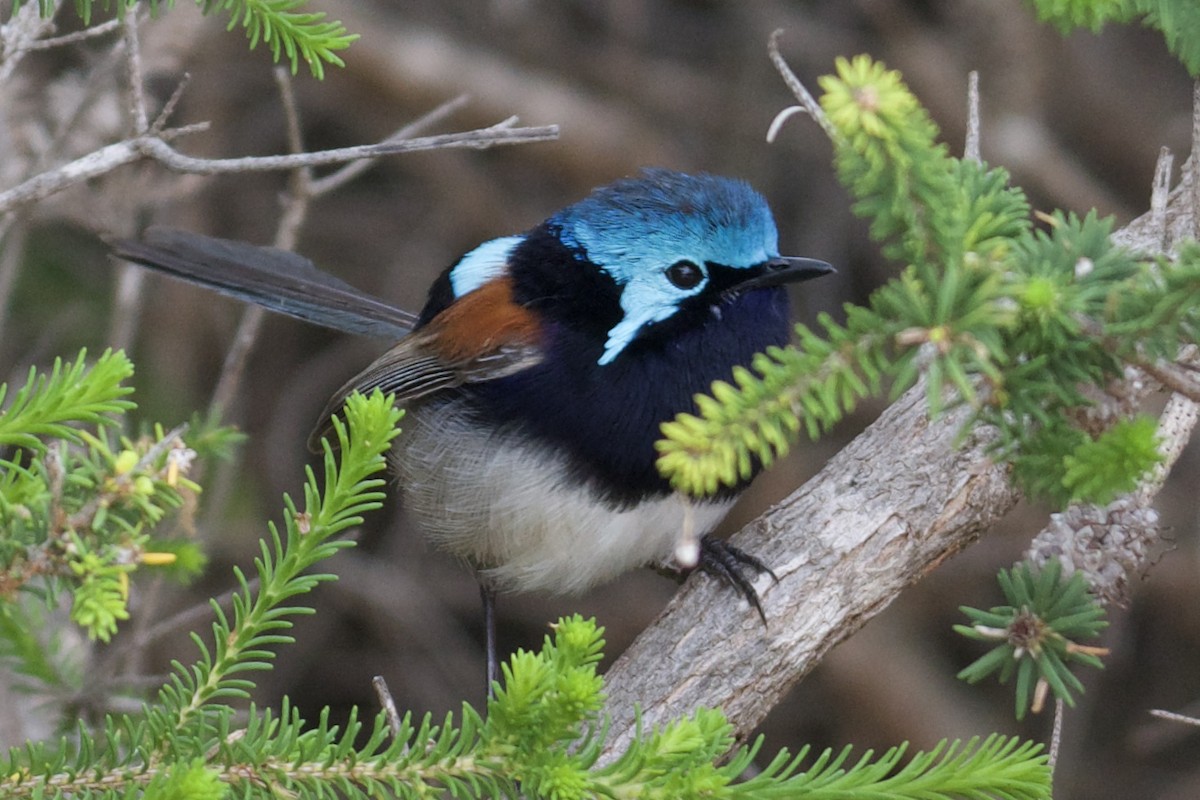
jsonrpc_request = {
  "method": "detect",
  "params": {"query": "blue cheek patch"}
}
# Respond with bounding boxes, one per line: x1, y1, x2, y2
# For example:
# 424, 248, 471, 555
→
555, 172, 780, 366
599, 267, 709, 365
450, 236, 525, 297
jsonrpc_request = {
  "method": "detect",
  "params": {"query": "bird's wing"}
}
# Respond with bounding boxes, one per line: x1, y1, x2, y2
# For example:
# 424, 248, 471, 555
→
113, 227, 417, 339
308, 276, 544, 450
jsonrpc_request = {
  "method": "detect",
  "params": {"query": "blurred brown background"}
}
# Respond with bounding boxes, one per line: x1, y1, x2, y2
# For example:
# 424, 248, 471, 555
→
4, 1, 1200, 797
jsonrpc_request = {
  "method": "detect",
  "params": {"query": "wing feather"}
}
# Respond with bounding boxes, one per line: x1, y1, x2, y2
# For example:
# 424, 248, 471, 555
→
114, 227, 417, 339
308, 276, 543, 450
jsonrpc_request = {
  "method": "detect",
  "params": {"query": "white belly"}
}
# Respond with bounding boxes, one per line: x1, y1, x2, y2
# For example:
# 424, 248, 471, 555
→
392, 400, 733, 595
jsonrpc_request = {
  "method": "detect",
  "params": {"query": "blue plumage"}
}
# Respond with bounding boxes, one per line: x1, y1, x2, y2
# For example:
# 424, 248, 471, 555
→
470, 272, 791, 505
421, 168, 827, 507
550, 169, 783, 364
113, 168, 833, 681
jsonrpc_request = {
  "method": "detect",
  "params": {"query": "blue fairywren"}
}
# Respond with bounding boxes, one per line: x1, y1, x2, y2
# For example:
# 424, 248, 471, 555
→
114, 168, 833, 685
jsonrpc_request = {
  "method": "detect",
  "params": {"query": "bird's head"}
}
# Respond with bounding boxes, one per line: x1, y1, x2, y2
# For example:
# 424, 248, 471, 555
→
441, 169, 832, 365
548, 169, 831, 364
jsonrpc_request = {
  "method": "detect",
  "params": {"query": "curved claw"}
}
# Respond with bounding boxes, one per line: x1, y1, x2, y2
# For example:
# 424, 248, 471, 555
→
698, 535, 777, 626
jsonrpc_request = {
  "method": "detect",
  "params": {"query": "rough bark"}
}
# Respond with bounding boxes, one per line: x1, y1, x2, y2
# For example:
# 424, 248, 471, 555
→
601, 388, 1017, 754
601, 144, 1198, 755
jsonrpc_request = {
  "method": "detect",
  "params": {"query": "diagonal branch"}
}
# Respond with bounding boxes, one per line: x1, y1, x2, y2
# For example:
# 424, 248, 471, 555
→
602, 386, 1014, 755
601, 44, 1199, 758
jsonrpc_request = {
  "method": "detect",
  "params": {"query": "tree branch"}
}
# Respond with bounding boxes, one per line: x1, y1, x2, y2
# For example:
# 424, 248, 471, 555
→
0, 122, 559, 217
601, 45, 1199, 756
602, 386, 1015, 755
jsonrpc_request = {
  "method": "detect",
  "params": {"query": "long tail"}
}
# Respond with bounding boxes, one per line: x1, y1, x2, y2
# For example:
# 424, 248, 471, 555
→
113, 227, 417, 339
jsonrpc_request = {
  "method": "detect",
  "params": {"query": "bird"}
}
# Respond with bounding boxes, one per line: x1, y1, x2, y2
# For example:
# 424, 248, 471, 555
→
113, 168, 833, 688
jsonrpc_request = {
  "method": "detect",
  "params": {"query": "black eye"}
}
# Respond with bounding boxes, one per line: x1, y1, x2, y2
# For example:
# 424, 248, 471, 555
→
665, 260, 704, 290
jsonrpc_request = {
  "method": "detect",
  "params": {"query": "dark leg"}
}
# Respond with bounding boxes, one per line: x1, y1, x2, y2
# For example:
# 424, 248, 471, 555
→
698, 535, 777, 626
480, 583, 499, 697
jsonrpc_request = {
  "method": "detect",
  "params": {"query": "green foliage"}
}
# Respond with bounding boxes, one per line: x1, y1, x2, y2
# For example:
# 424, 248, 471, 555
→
658, 314, 891, 495
153, 391, 401, 733
1107, 240, 1200, 357
1024, 0, 1135, 33
0, 372, 1051, 798
0, 349, 133, 450
199, 0, 359, 79
1026, 0, 1200, 76
1060, 417, 1160, 504
657, 54, 1193, 510
956, 560, 1108, 720
10, 0, 356, 79
0, 350, 216, 644
142, 759, 228, 800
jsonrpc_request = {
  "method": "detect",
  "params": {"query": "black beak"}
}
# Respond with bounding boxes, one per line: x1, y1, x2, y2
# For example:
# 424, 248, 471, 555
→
736, 256, 835, 292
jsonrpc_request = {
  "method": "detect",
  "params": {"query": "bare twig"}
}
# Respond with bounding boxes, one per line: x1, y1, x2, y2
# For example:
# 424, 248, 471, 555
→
273, 67, 314, 248
134, 123, 559, 174
16, 17, 120, 50
1192, 80, 1200, 240
965, 71, 981, 163
106, 10, 150, 361
1139, 357, 1200, 501
1049, 699, 1064, 772
1131, 356, 1200, 403
0, 125, 205, 215
122, 9, 149, 134
117, 577, 263, 658
1075, 315, 1200, 403
0, 123, 558, 217
150, 73, 191, 136
0, 1, 57, 83
372, 676, 403, 739
1150, 147, 1174, 252
765, 107, 808, 145
1149, 708, 1200, 727
766, 29, 837, 143
29, 30, 128, 177
311, 94, 471, 197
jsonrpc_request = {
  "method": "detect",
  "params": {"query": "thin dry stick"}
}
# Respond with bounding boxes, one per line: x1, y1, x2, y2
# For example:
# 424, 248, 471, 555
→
0, 2, 57, 83
1150, 147, 1174, 252
134, 124, 559, 174
202, 69, 314, 553
15, 17, 121, 50
107, 10, 151, 385
372, 676, 404, 739
121, 9, 148, 134
765, 29, 837, 142
150, 73, 192, 136
1149, 708, 1200, 727
1049, 699, 1064, 772
965, 71, 981, 162
311, 94, 471, 197
0, 123, 558, 216
1193, 79, 1200, 240
31, 32, 129, 175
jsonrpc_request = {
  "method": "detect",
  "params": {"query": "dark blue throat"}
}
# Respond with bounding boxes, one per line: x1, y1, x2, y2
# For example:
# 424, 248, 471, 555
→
454, 227, 793, 507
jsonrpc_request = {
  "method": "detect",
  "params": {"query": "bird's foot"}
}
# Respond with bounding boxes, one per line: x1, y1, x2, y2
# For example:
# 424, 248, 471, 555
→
697, 535, 777, 625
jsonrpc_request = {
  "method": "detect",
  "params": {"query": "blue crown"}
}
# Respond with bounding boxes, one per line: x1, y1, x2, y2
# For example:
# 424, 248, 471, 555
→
552, 169, 782, 364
